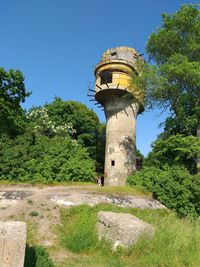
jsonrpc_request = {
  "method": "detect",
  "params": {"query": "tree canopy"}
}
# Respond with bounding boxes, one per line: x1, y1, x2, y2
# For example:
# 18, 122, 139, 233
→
44, 98, 105, 172
140, 5, 200, 138
133, 4, 200, 173
0, 68, 30, 136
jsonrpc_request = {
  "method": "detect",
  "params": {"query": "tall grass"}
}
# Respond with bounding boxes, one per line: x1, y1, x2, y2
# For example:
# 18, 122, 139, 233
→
58, 204, 200, 267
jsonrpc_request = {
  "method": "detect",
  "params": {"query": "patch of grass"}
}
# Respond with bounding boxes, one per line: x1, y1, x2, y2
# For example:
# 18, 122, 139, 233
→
59, 205, 98, 253
24, 245, 55, 267
26, 221, 39, 246
58, 204, 200, 267
91, 185, 152, 198
51, 181, 95, 186
27, 199, 34, 205
30, 211, 39, 217
0, 180, 95, 186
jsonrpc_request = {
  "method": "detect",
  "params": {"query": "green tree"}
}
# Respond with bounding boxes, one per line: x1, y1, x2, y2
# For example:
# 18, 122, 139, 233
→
0, 133, 96, 183
137, 4, 200, 172
127, 166, 197, 217
27, 107, 75, 137
45, 98, 104, 171
0, 68, 30, 136
146, 134, 200, 174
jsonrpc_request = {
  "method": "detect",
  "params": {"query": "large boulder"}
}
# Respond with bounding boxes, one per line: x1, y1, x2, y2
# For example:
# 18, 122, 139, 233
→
0, 221, 26, 267
97, 211, 154, 250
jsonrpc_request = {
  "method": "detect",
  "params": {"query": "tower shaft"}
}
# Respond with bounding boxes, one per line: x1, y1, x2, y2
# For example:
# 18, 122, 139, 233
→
104, 96, 139, 185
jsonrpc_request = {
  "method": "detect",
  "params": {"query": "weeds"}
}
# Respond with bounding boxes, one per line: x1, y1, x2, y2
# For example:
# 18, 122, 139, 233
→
30, 211, 39, 217
27, 199, 33, 205
58, 204, 200, 267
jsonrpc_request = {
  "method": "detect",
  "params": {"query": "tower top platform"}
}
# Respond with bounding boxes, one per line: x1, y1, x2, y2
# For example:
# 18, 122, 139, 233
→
95, 46, 141, 74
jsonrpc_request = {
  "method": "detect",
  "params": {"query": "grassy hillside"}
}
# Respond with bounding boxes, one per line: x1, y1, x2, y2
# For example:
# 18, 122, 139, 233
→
51, 204, 200, 267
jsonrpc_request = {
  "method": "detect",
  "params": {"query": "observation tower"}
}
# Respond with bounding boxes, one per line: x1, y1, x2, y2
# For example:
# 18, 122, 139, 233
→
93, 46, 144, 185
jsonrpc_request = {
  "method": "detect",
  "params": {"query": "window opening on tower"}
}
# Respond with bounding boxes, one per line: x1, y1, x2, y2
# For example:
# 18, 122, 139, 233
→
111, 51, 117, 57
100, 71, 112, 85
111, 160, 115, 166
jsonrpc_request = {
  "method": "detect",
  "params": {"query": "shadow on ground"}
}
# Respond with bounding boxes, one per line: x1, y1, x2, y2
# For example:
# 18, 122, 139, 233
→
24, 244, 55, 267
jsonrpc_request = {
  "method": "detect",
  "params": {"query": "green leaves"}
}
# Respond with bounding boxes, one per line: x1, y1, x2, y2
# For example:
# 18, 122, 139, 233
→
0, 68, 30, 137
0, 134, 96, 183
139, 4, 200, 141
44, 98, 105, 172
127, 166, 198, 218
147, 5, 200, 64
146, 134, 200, 174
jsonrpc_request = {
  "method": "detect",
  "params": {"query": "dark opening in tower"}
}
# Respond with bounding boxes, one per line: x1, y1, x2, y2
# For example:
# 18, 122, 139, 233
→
111, 160, 115, 166
100, 71, 112, 85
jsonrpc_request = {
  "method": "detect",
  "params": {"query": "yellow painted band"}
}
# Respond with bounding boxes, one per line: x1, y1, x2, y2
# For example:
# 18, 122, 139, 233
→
95, 63, 133, 77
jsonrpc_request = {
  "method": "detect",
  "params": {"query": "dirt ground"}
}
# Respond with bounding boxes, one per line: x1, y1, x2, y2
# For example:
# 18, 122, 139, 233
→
0, 185, 97, 247
0, 184, 165, 266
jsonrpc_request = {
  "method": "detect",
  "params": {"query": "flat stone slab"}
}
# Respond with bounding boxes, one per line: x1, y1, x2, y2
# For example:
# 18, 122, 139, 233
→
51, 192, 165, 209
97, 211, 154, 249
0, 221, 26, 267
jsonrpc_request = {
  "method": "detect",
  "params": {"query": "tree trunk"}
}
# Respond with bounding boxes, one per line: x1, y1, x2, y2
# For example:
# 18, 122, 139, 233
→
197, 121, 200, 173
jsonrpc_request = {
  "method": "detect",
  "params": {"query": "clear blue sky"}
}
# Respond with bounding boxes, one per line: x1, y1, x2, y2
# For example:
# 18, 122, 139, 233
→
0, 0, 197, 155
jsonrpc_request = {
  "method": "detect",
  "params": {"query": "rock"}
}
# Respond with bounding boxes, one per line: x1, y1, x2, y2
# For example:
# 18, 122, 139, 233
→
0, 221, 26, 267
51, 192, 166, 209
97, 211, 154, 250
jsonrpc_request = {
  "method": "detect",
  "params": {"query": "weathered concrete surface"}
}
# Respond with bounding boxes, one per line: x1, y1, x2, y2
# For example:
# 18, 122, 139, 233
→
97, 211, 154, 250
0, 221, 26, 267
104, 97, 139, 185
94, 46, 144, 186
51, 192, 165, 209
0, 191, 32, 200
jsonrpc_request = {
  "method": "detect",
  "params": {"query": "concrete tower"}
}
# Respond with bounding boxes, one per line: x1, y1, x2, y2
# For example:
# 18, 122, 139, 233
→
94, 46, 144, 186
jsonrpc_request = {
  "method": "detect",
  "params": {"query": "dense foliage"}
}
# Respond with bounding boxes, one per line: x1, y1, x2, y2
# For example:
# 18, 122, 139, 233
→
0, 68, 30, 137
127, 166, 200, 218
0, 70, 102, 183
0, 133, 96, 183
146, 134, 200, 174
45, 98, 105, 171
134, 4, 200, 173
144, 4, 200, 138
128, 4, 200, 218
24, 245, 55, 267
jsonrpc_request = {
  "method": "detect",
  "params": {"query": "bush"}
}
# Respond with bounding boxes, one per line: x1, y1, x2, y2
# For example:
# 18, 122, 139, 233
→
127, 166, 162, 192
29, 211, 39, 217
0, 134, 96, 183
186, 173, 200, 215
24, 245, 55, 267
127, 166, 197, 217
145, 134, 200, 174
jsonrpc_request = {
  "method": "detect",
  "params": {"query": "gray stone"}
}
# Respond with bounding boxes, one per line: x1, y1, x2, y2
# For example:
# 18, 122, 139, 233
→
51, 192, 166, 209
97, 211, 154, 250
0, 221, 26, 267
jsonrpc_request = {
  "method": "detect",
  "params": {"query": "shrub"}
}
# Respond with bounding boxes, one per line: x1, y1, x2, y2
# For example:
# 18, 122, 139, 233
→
24, 245, 55, 267
186, 173, 200, 215
29, 211, 39, 217
127, 166, 162, 192
0, 134, 96, 183
127, 166, 197, 217
145, 134, 200, 174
